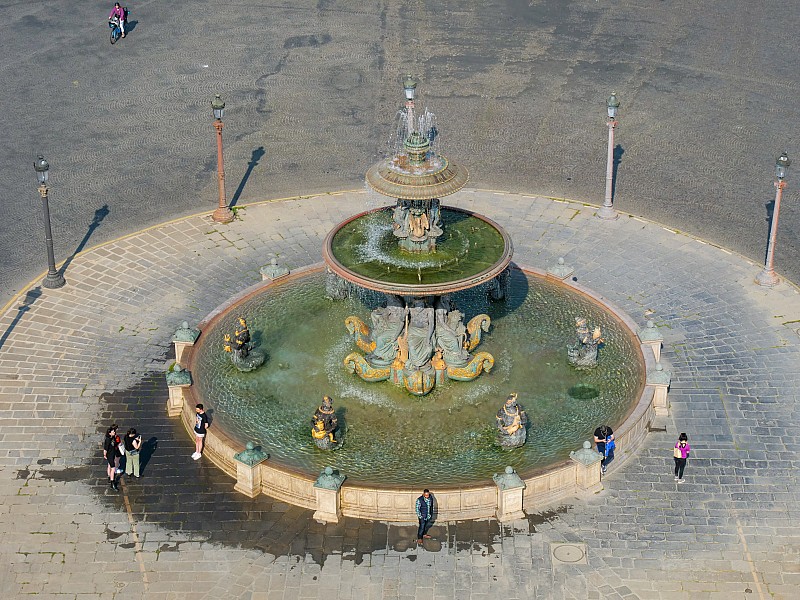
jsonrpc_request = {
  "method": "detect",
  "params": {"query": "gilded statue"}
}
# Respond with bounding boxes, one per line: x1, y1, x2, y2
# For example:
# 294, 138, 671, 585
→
496, 392, 528, 449
311, 395, 340, 450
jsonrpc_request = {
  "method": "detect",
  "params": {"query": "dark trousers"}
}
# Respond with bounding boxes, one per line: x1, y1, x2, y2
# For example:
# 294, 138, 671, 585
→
417, 518, 432, 540
674, 457, 687, 478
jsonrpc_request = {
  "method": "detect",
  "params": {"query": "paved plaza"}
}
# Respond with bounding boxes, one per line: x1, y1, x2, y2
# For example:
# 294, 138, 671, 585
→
2, 1, 800, 301
1, 191, 799, 599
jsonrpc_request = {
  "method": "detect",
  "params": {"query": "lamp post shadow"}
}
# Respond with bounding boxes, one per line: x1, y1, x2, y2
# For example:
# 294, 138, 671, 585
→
58, 204, 110, 278
0, 287, 43, 351
764, 198, 776, 264
230, 147, 265, 207
611, 144, 624, 201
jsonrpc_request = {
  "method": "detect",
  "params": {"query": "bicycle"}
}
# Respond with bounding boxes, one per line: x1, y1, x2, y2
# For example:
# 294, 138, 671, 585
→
108, 7, 129, 45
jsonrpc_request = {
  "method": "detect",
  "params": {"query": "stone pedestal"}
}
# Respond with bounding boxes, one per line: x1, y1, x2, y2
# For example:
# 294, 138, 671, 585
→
647, 362, 671, 416
233, 442, 269, 498
260, 258, 290, 281
172, 321, 200, 363
165, 365, 192, 417
492, 466, 526, 522
547, 257, 574, 280
637, 320, 663, 362
570, 441, 603, 492
313, 467, 346, 524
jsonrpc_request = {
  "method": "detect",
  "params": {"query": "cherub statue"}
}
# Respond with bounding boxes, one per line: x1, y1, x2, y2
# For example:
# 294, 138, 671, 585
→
311, 396, 340, 450
567, 316, 603, 369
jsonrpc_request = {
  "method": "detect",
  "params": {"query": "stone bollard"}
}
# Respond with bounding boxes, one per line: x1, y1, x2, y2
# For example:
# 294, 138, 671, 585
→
260, 258, 290, 281
233, 442, 269, 498
492, 466, 526, 522
647, 362, 671, 416
637, 320, 663, 362
313, 467, 346, 524
547, 257, 574, 280
172, 321, 200, 364
165, 364, 192, 417
570, 441, 603, 493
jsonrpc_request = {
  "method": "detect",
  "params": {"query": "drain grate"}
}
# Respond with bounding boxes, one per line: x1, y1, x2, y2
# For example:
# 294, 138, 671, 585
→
550, 543, 587, 565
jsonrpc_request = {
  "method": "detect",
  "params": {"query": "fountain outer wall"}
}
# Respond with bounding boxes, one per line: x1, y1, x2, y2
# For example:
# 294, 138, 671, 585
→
177, 263, 657, 522
322, 206, 514, 296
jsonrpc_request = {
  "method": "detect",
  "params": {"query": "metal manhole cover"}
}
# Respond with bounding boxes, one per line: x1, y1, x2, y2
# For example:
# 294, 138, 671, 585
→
551, 543, 587, 565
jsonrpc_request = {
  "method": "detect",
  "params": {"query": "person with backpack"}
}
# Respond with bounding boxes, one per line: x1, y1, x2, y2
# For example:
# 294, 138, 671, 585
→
102, 424, 120, 488
123, 428, 142, 478
593, 424, 615, 475
673, 433, 691, 483
415, 489, 434, 545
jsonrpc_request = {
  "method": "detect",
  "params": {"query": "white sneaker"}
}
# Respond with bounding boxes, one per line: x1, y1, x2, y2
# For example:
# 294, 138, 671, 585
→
674, 476, 679, 481
192, 452, 201, 460
677, 479, 685, 484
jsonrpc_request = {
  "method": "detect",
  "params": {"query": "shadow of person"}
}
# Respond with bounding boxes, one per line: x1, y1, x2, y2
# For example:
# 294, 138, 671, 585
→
0, 287, 43, 351
125, 19, 138, 33
138, 436, 158, 473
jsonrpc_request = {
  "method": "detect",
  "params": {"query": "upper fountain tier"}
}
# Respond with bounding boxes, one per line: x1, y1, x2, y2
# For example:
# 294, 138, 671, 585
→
365, 133, 469, 201
365, 78, 468, 201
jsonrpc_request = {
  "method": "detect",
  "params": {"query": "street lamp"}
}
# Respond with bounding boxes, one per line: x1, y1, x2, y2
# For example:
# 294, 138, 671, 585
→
755, 152, 791, 287
403, 75, 418, 134
211, 94, 234, 224
32, 156, 66, 289
597, 91, 621, 220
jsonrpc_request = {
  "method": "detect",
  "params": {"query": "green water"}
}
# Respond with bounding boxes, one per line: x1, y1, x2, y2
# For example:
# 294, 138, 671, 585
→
194, 271, 644, 486
329, 208, 507, 285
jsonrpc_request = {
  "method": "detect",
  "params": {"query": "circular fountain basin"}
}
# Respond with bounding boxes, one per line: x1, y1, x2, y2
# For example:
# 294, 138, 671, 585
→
186, 266, 645, 487
365, 154, 469, 200
323, 206, 513, 295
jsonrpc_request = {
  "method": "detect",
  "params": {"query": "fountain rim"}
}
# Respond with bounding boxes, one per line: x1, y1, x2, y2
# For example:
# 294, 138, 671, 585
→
182, 262, 652, 495
322, 205, 514, 296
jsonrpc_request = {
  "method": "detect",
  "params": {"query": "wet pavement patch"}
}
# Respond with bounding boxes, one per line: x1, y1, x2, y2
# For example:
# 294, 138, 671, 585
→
37, 371, 531, 566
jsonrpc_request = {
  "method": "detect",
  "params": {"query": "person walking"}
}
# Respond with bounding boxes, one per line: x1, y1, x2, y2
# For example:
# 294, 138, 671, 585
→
124, 428, 142, 478
192, 404, 210, 459
415, 489, 434, 545
593, 424, 615, 474
102, 424, 120, 489
673, 433, 691, 483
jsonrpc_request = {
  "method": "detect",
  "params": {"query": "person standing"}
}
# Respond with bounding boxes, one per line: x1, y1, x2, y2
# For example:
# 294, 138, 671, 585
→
673, 433, 691, 483
415, 489, 434, 545
192, 404, 210, 460
593, 424, 615, 474
102, 424, 119, 487
124, 428, 142, 478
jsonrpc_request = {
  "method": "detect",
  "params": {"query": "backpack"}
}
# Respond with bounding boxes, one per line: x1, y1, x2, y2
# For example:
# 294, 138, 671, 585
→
604, 438, 615, 457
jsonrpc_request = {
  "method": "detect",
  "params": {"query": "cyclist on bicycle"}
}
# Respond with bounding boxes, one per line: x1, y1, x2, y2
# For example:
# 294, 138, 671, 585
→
108, 3, 126, 38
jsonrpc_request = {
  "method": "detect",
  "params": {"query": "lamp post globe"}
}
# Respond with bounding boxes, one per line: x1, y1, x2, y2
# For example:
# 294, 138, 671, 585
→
403, 76, 417, 101
34, 155, 49, 184
775, 152, 790, 180
32, 155, 66, 289
756, 152, 790, 287
606, 92, 620, 120
212, 94, 225, 120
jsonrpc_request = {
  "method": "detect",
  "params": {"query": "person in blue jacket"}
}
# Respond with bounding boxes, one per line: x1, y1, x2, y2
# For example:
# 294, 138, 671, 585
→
415, 489, 434, 545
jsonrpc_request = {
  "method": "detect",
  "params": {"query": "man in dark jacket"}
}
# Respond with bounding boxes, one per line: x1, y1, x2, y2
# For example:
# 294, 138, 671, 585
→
415, 489, 434, 545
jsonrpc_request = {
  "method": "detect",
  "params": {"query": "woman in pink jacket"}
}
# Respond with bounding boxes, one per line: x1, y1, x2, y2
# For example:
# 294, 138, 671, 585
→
673, 433, 691, 483
109, 3, 126, 38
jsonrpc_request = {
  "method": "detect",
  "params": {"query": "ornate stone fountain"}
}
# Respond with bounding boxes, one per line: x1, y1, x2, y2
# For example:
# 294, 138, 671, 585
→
323, 78, 513, 395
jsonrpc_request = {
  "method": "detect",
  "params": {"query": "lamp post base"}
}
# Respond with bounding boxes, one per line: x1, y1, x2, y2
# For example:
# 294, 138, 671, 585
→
755, 268, 780, 288
42, 272, 66, 289
596, 205, 619, 220
212, 206, 235, 224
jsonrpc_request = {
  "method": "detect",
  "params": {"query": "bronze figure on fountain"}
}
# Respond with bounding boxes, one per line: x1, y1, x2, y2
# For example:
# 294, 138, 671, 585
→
567, 316, 603, 369
496, 392, 528, 449
223, 317, 265, 372
311, 395, 340, 450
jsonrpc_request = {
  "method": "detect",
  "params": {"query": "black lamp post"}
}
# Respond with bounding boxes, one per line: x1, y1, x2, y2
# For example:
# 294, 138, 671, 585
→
598, 92, 621, 220
33, 156, 66, 289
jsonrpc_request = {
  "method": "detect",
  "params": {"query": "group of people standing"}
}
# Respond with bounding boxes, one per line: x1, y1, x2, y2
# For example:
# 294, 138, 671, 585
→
594, 424, 691, 482
102, 424, 142, 491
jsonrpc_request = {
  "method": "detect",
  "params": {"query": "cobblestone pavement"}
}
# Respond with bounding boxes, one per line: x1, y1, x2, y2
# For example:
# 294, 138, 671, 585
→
1, 191, 799, 599
2, 0, 800, 302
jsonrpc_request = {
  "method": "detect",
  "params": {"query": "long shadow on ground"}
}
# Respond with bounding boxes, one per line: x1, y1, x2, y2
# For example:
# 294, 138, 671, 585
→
39, 372, 567, 566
